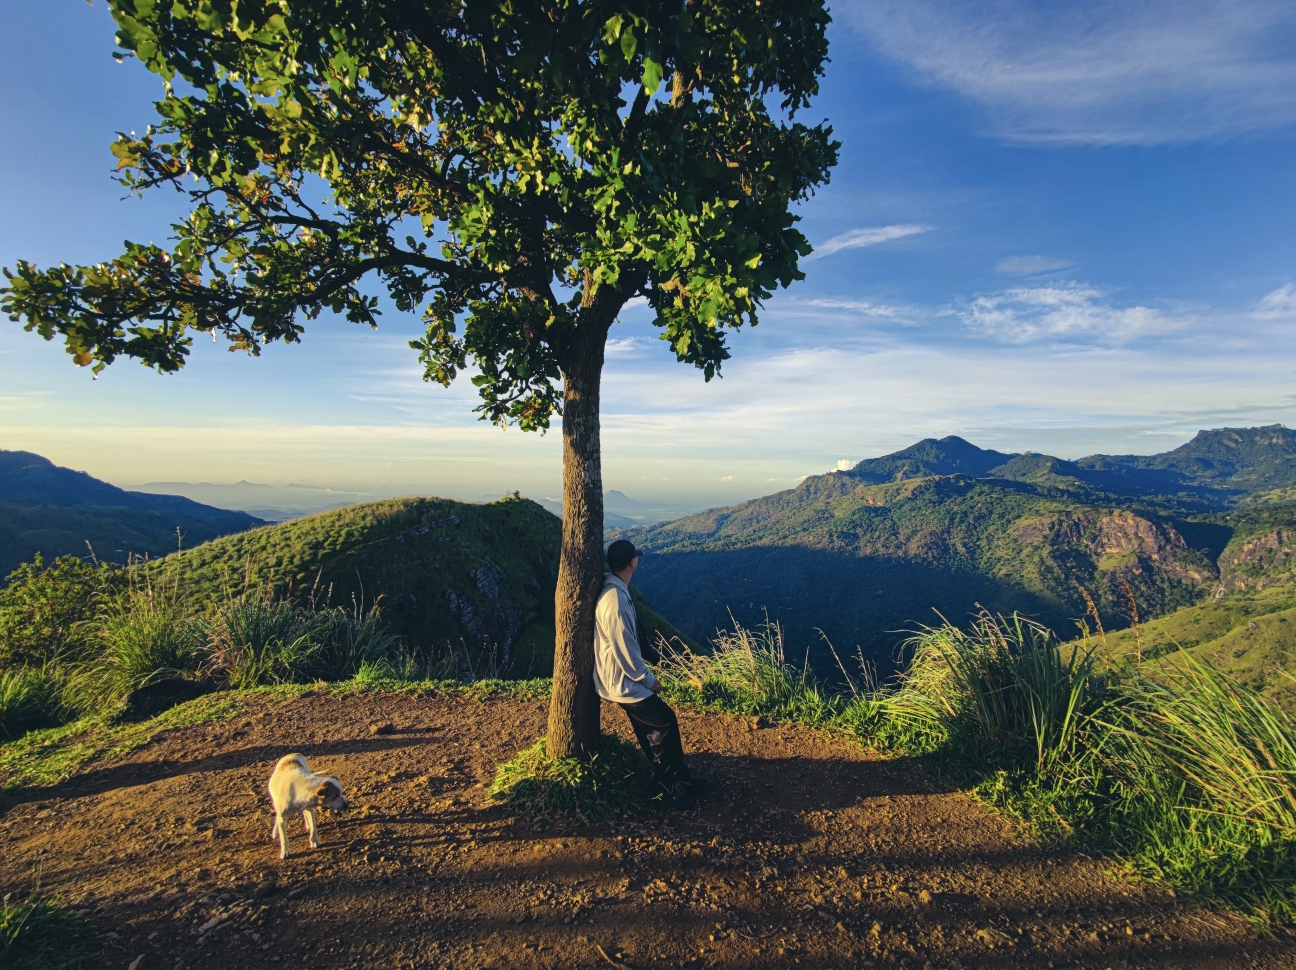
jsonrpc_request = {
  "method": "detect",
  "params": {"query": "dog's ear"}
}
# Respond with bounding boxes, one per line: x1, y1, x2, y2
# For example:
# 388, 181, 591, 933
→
316, 780, 340, 800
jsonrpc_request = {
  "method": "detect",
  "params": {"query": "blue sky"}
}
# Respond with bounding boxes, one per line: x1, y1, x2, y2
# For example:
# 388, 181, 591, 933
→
2, 1, 1295, 509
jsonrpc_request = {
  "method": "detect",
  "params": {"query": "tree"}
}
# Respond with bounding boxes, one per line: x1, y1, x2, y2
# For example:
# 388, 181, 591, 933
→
2, 0, 837, 757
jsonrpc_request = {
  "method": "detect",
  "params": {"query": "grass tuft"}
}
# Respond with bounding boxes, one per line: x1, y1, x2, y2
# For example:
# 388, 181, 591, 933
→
878, 611, 1097, 772
66, 580, 202, 712
0, 667, 66, 740
0, 873, 94, 970
488, 734, 654, 823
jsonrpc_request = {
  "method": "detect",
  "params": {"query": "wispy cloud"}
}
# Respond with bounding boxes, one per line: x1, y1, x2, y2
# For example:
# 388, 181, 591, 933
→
1254, 283, 1296, 320
840, 0, 1296, 144
960, 284, 1180, 343
806, 299, 902, 317
996, 255, 1075, 275
808, 224, 929, 260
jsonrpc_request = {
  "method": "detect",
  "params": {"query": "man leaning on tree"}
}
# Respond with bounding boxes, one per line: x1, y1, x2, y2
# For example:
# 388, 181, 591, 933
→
595, 539, 710, 810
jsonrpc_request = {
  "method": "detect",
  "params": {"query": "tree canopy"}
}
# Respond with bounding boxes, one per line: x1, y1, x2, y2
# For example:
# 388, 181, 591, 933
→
2, 0, 838, 757
3, 0, 837, 428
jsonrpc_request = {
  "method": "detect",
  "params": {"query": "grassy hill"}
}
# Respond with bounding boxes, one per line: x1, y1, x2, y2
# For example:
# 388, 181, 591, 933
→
145, 494, 689, 675
0, 450, 262, 574
1096, 594, 1296, 703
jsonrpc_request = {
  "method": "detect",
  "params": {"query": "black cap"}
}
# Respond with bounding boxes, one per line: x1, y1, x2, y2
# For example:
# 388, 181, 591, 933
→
607, 539, 642, 572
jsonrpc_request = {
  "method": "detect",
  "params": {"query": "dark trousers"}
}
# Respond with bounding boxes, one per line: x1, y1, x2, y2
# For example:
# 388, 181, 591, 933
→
617, 694, 688, 788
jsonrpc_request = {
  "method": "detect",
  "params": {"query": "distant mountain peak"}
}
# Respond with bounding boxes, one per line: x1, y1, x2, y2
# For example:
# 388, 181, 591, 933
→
0, 450, 56, 471
845, 436, 1016, 484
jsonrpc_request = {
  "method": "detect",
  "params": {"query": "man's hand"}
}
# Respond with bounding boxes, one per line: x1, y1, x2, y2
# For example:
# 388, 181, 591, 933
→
649, 680, 663, 694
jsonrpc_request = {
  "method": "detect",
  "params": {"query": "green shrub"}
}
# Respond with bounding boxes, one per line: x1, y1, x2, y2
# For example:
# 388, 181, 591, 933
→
0, 554, 114, 668
0, 668, 66, 739
488, 735, 654, 822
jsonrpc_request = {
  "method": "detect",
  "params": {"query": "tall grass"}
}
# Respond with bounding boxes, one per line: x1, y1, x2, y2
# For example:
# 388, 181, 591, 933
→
313, 603, 405, 681
1094, 655, 1296, 920
0, 557, 425, 738
880, 612, 1098, 772
655, 618, 841, 725
203, 590, 328, 688
67, 580, 202, 712
202, 588, 408, 686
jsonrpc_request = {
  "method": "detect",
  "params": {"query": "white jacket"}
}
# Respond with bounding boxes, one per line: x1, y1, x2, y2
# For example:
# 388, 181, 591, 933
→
593, 574, 658, 703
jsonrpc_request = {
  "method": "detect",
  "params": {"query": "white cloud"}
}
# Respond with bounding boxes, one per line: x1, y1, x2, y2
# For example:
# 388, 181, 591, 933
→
996, 255, 1075, 275
1254, 283, 1296, 319
839, 0, 1296, 144
719, 475, 734, 481
806, 299, 902, 317
807, 224, 930, 260
960, 284, 1180, 343
836, 459, 857, 471
605, 336, 649, 357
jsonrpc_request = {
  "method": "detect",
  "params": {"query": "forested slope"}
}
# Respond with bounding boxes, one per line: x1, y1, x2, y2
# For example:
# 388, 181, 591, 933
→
622, 427, 1296, 671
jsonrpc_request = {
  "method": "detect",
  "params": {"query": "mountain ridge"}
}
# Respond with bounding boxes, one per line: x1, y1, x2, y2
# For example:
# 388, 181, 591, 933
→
0, 451, 262, 574
618, 425, 1296, 671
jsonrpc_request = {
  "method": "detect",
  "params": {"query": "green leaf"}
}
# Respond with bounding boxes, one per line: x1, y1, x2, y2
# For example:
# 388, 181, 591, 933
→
602, 13, 624, 45
642, 56, 663, 94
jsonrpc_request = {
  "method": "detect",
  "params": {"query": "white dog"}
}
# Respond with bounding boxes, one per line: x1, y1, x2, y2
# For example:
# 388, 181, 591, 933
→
267, 753, 349, 859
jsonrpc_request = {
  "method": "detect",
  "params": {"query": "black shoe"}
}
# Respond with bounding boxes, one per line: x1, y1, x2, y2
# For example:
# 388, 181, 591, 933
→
664, 781, 695, 811
683, 775, 713, 798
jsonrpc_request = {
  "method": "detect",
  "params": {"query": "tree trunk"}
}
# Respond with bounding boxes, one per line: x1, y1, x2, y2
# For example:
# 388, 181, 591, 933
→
546, 333, 607, 758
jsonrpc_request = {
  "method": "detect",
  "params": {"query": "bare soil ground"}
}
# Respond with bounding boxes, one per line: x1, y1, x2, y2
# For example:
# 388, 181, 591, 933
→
2, 691, 1292, 970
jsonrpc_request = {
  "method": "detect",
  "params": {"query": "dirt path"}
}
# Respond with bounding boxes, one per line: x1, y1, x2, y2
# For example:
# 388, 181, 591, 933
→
1, 693, 1288, 969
